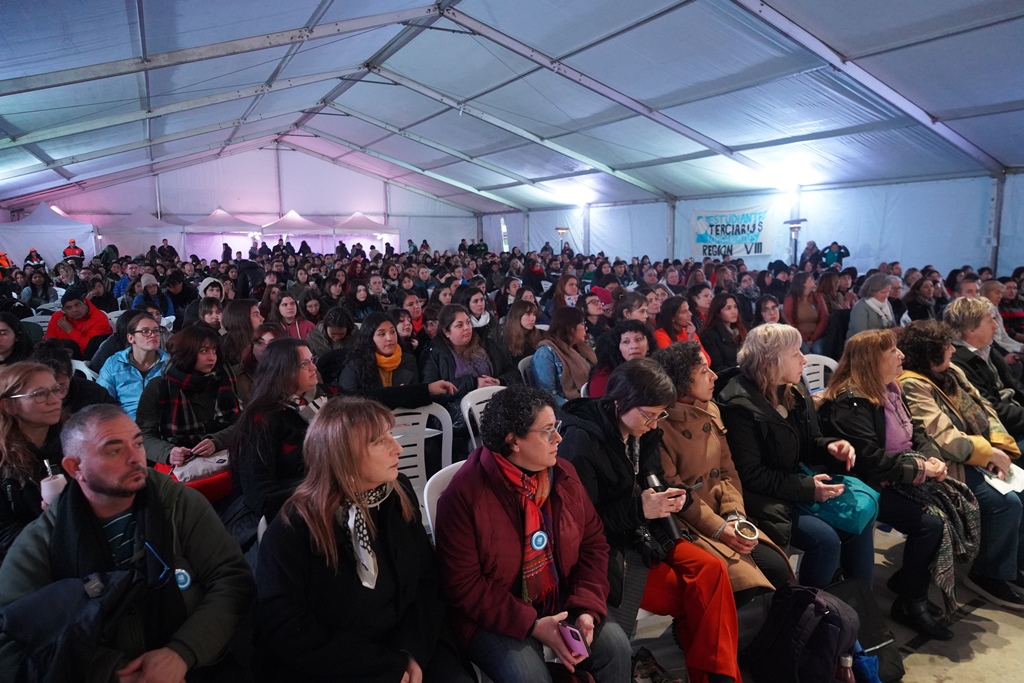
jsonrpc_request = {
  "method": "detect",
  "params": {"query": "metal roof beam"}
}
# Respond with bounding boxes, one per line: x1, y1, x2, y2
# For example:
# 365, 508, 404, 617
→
0, 6, 437, 97
279, 140, 484, 215
0, 67, 362, 152
298, 124, 529, 210
730, 0, 1005, 176
0, 137, 275, 209
847, 11, 1024, 60
374, 67, 674, 200
0, 106, 307, 182
442, 7, 768, 177
323, 102, 561, 196
934, 99, 1024, 122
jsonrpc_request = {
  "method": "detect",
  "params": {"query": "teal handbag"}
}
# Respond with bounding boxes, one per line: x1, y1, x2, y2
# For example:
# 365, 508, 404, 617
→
796, 465, 880, 535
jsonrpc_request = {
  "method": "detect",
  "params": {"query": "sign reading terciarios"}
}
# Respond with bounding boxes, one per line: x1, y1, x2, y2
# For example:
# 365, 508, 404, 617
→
692, 203, 772, 258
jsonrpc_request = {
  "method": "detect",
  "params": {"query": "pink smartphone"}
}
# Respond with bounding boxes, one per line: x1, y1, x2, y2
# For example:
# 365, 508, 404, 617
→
558, 621, 591, 658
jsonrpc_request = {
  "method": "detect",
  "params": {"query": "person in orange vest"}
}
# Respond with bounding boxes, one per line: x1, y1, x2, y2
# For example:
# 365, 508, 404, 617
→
0, 252, 13, 269
62, 239, 85, 267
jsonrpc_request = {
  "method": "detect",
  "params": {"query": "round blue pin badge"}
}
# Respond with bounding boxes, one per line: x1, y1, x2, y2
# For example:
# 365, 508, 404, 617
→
530, 530, 548, 551
175, 568, 192, 590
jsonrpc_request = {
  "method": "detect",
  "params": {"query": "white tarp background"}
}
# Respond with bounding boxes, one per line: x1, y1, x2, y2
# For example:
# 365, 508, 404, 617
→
0, 202, 95, 266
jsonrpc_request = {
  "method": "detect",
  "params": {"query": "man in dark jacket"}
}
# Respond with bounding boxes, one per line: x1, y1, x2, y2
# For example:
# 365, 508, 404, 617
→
0, 405, 253, 682
946, 296, 1024, 440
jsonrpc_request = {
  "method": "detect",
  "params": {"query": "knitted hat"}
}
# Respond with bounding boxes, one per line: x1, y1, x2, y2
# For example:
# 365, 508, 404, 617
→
591, 286, 613, 305
198, 277, 222, 297
140, 274, 158, 288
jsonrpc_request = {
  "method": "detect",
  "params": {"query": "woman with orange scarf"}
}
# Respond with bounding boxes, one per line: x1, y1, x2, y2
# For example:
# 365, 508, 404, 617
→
337, 312, 455, 409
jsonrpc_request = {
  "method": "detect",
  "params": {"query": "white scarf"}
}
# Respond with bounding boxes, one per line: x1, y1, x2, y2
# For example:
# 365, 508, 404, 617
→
471, 310, 491, 328
864, 296, 896, 327
336, 482, 394, 589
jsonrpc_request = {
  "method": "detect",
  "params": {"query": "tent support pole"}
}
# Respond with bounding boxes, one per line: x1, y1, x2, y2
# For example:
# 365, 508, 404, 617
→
583, 204, 591, 255
275, 144, 284, 218
155, 175, 163, 220
667, 201, 676, 259
523, 211, 530, 252
992, 175, 1006, 272
476, 215, 483, 243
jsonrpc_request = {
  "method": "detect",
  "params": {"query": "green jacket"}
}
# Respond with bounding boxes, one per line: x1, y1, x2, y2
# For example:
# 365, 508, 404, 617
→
0, 470, 254, 682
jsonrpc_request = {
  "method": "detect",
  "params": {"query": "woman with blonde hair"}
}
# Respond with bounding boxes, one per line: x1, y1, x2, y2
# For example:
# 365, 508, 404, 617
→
256, 396, 473, 682
718, 324, 874, 588
0, 362, 66, 562
821, 330, 972, 638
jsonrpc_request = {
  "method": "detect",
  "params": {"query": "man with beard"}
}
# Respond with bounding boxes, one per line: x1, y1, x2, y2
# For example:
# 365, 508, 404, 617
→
0, 404, 253, 682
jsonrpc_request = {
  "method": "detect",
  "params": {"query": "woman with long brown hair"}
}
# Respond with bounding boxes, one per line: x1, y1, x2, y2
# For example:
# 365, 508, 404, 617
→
698, 293, 748, 373
544, 273, 580, 316
782, 272, 829, 355
502, 299, 543, 364
530, 307, 596, 405
256, 397, 473, 682
0, 362, 66, 562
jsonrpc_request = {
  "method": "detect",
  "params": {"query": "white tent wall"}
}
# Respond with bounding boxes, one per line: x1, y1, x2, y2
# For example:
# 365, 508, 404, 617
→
483, 213, 524, 254
52, 179, 159, 224
158, 151, 281, 220
525, 209, 584, 255
278, 149, 385, 218
590, 204, 670, 262
385, 185, 476, 252
998, 174, 1024, 276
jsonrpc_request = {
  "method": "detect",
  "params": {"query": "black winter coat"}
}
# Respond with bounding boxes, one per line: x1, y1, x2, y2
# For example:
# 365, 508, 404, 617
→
717, 374, 837, 547
337, 351, 432, 410
820, 388, 940, 487
420, 338, 520, 427
950, 344, 1024, 439
698, 323, 741, 373
557, 398, 665, 608
256, 475, 446, 683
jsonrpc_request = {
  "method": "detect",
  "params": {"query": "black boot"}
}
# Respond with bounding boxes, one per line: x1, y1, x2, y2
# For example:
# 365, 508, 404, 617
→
890, 596, 953, 640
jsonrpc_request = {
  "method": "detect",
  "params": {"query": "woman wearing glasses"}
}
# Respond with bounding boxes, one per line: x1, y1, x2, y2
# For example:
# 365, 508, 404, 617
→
435, 384, 631, 682
136, 325, 241, 468
559, 359, 741, 683
96, 312, 169, 420
718, 324, 874, 589
232, 338, 327, 526
0, 362, 66, 563
256, 397, 474, 683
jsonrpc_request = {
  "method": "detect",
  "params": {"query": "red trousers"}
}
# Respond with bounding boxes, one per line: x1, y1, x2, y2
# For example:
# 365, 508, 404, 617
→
640, 541, 742, 683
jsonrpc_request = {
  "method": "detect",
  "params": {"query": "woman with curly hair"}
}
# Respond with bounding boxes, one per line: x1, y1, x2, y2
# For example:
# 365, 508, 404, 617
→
898, 320, 1024, 610
434, 384, 630, 682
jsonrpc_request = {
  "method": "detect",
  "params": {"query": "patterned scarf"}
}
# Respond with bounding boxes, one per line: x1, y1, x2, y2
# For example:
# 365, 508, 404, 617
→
493, 451, 559, 614
337, 482, 393, 589
285, 387, 329, 424
161, 364, 239, 445
889, 469, 980, 615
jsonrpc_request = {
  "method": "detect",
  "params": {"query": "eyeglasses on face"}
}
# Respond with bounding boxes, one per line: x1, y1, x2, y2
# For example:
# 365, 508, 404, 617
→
299, 356, 319, 369
7, 383, 69, 403
637, 407, 669, 426
130, 327, 161, 337
530, 420, 563, 443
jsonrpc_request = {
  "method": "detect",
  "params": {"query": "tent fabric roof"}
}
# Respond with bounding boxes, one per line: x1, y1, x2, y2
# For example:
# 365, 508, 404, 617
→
263, 210, 333, 233
336, 211, 395, 233
1, 0, 1020, 214
187, 208, 259, 230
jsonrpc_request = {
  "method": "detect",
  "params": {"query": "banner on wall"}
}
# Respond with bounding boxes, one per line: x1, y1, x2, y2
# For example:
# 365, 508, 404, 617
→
692, 203, 772, 258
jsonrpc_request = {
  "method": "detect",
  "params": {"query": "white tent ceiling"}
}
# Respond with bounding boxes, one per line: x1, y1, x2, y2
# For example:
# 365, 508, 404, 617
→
0, 0, 1020, 215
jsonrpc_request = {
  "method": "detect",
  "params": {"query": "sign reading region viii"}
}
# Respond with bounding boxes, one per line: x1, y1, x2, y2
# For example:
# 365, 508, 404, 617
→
691, 203, 772, 258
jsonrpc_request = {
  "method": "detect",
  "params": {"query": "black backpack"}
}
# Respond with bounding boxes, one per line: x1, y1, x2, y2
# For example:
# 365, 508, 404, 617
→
743, 583, 860, 683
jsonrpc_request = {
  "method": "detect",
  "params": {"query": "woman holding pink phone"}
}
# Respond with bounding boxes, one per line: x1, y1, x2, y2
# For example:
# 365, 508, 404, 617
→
434, 384, 631, 683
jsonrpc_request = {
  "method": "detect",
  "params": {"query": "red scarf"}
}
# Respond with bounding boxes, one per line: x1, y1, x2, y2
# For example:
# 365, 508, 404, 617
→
493, 451, 559, 613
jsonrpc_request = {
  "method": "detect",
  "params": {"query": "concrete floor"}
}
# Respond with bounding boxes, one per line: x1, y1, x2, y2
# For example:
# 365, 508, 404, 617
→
632, 527, 1024, 683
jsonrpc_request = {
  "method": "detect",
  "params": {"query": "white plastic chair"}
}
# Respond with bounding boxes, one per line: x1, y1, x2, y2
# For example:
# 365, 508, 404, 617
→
160, 315, 175, 330
391, 404, 453, 514
802, 354, 838, 394
107, 310, 126, 326
36, 302, 61, 313
71, 359, 98, 381
460, 386, 506, 449
535, 323, 549, 331
518, 355, 534, 385
423, 461, 464, 538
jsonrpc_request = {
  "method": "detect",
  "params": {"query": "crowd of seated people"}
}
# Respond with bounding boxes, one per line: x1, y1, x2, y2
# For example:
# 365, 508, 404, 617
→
1, 234, 1024, 680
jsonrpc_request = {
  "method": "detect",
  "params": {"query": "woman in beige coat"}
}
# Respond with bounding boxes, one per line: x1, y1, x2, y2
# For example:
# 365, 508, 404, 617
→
652, 342, 792, 603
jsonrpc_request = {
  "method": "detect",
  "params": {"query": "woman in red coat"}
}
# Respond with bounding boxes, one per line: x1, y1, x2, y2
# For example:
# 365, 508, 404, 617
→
434, 384, 631, 683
